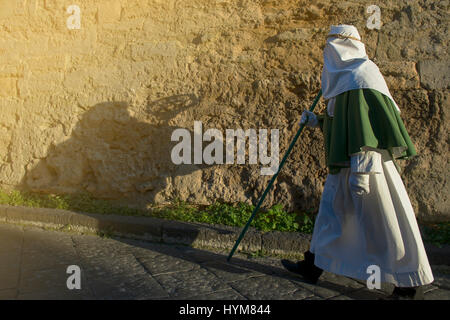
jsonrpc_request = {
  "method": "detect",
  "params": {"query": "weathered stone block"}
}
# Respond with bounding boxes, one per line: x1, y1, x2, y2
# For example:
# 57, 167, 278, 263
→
0, 1, 17, 19
97, 0, 122, 24
418, 60, 450, 90
0, 78, 17, 97
378, 61, 420, 90
63, 70, 89, 92
262, 231, 311, 256
5, 206, 74, 226
26, 55, 70, 72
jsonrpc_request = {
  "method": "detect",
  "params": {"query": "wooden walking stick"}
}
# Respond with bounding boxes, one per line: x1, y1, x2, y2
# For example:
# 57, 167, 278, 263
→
227, 90, 322, 262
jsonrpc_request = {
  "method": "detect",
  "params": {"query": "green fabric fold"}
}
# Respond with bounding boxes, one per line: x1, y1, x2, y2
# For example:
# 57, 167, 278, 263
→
319, 89, 417, 174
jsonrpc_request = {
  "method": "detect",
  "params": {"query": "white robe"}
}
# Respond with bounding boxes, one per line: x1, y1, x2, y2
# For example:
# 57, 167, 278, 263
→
310, 149, 434, 287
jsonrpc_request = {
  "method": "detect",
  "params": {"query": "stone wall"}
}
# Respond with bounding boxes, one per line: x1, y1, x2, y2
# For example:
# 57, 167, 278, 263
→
0, 0, 448, 221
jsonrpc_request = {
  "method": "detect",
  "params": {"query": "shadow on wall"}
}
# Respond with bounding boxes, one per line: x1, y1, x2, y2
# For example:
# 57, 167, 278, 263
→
22, 94, 208, 204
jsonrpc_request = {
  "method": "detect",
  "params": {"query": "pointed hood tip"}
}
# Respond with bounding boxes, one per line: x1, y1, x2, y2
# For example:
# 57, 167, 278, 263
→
328, 24, 362, 41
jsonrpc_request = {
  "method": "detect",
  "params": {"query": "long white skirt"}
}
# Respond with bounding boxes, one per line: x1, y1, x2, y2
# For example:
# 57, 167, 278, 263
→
310, 150, 434, 287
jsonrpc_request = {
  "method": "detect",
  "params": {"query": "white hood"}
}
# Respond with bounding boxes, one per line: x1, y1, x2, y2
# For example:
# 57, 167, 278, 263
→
321, 25, 400, 113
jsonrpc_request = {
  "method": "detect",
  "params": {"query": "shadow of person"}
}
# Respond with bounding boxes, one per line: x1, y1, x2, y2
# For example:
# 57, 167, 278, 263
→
22, 94, 209, 205
19, 94, 385, 299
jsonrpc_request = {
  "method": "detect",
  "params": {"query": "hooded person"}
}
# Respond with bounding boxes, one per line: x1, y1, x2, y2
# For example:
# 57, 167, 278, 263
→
281, 25, 434, 299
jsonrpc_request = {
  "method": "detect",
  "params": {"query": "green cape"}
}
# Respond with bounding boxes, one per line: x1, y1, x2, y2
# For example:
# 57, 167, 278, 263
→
318, 89, 417, 174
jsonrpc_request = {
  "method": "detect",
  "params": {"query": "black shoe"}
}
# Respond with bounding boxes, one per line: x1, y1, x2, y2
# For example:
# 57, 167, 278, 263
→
281, 251, 323, 284
382, 286, 425, 300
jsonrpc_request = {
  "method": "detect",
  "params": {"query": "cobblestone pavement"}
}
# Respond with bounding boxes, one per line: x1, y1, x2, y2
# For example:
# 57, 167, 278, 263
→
0, 223, 449, 300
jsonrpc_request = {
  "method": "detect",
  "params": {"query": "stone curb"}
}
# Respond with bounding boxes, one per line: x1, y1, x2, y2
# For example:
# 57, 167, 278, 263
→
0, 205, 310, 257
0, 205, 448, 265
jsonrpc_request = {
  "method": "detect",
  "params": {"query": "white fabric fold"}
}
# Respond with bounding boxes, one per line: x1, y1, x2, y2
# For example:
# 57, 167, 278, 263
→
349, 173, 370, 195
350, 151, 383, 174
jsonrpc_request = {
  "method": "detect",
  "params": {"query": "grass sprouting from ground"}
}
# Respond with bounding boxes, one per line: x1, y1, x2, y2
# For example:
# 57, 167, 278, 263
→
420, 221, 450, 248
1, 190, 448, 245
0, 190, 316, 234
